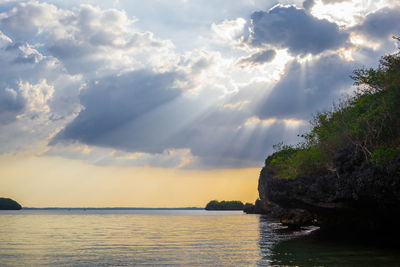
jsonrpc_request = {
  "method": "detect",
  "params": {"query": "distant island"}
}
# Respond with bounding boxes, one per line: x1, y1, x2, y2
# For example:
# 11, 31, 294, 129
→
0, 198, 22, 210
205, 200, 244, 210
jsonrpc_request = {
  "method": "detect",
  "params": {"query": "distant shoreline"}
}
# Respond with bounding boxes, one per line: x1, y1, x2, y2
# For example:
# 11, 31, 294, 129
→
21, 207, 204, 210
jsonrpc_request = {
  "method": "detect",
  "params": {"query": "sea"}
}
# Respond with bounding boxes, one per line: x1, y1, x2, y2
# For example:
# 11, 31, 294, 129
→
0, 209, 399, 266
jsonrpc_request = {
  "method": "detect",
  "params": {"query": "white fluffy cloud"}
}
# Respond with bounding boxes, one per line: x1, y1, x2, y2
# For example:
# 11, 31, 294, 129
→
0, 1, 174, 76
0, 29, 81, 154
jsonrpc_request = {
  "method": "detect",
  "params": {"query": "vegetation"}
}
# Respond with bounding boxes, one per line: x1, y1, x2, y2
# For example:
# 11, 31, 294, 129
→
205, 200, 244, 210
0, 197, 22, 210
266, 39, 400, 179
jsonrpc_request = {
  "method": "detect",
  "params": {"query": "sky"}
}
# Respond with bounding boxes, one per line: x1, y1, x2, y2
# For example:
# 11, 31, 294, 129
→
0, 0, 399, 207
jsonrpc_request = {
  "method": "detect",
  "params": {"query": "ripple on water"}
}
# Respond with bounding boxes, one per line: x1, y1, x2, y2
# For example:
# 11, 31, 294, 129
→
0, 210, 399, 266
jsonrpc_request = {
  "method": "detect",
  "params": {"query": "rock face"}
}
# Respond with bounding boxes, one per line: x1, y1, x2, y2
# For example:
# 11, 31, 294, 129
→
0, 198, 22, 210
258, 145, 400, 234
243, 199, 267, 214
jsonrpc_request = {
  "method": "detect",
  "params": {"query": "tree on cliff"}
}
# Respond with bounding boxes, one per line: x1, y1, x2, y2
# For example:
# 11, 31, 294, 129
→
0, 198, 22, 210
266, 38, 400, 179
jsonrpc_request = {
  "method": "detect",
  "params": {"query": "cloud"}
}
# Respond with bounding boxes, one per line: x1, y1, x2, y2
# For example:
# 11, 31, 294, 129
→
0, 2, 174, 75
303, 0, 315, 11
237, 49, 276, 67
18, 79, 54, 116
1, 0, 399, 170
186, 116, 308, 169
52, 69, 183, 153
0, 31, 54, 124
50, 57, 306, 168
45, 143, 195, 168
0, 34, 26, 123
0, 86, 23, 123
211, 17, 247, 46
303, 0, 352, 11
353, 7, 400, 40
256, 54, 355, 120
0, 1, 185, 159
0, 27, 82, 154
249, 5, 348, 55
322, 0, 352, 2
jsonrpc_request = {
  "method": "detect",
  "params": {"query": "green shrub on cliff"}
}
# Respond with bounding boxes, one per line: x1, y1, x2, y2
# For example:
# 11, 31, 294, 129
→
370, 145, 400, 167
267, 144, 330, 179
266, 40, 400, 179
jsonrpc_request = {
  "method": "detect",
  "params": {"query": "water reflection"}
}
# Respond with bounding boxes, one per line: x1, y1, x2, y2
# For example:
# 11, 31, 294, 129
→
257, 216, 280, 266
2, 209, 399, 266
257, 215, 314, 266
0, 210, 262, 266
258, 215, 400, 266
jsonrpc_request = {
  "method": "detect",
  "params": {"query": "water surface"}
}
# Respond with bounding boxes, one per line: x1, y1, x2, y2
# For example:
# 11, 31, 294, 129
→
1, 209, 399, 266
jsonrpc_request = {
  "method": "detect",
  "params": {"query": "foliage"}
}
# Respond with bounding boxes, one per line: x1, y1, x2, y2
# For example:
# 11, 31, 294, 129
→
266, 142, 331, 179
370, 145, 400, 166
0, 197, 22, 210
265, 40, 400, 179
205, 200, 244, 210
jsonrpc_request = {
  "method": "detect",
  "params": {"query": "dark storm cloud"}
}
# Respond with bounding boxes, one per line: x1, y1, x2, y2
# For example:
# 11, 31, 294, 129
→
256, 54, 355, 120
237, 49, 276, 67
249, 5, 348, 55
354, 7, 400, 40
52, 70, 182, 152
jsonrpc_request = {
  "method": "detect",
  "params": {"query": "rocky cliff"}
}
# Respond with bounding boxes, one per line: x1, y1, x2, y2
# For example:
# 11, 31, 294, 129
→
257, 144, 400, 235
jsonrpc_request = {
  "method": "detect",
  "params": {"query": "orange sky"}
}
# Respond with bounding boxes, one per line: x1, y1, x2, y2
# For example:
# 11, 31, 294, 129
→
0, 156, 260, 208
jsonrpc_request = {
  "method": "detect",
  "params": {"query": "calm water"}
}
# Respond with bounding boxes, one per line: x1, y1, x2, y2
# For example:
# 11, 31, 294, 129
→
0, 209, 399, 266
